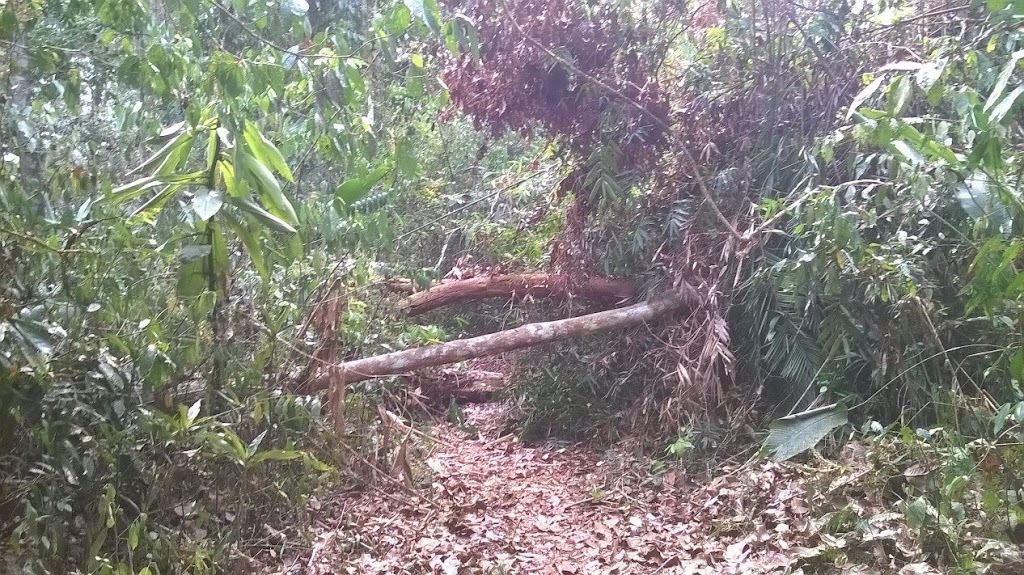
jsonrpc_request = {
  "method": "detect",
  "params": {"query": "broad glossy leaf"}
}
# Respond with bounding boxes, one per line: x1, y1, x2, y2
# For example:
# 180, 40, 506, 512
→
176, 257, 207, 297
192, 188, 224, 221
888, 75, 912, 115
387, 4, 412, 33
956, 171, 991, 218
914, 59, 945, 91
177, 244, 212, 263
764, 404, 848, 462
891, 140, 923, 165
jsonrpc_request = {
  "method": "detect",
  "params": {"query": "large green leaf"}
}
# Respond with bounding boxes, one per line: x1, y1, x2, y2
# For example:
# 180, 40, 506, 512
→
126, 125, 190, 177
227, 197, 297, 233
846, 75, 885, 120
763, 404, 848, 462
129, 182, 188, 222
109, 171, 204, 204
176, 257, 207, 297
241, 153, 298, 226
192, 188, 224, 221
984, 49, 1024, 113
223, 211, 269, 281
395, 137, 418, 177
335, 164, 392, 205
242, 122, 294, 183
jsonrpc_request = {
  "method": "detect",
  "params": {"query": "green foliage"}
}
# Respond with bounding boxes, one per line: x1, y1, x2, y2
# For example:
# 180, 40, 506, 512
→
664, 430, 694, 459
0, 0, 451, 570
734, 0, 1024, 426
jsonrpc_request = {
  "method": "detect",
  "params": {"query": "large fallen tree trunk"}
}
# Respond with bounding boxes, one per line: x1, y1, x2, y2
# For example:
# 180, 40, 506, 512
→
398, 273, 637, 316
310, 287, 696, 393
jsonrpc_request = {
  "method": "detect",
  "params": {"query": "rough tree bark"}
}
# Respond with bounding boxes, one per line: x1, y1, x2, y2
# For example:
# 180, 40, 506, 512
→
396, 274, 637, 316
309, 286, 696, 393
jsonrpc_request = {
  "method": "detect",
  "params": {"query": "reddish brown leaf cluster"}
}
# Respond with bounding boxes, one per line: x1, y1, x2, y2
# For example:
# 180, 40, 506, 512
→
441, 0, 669, 168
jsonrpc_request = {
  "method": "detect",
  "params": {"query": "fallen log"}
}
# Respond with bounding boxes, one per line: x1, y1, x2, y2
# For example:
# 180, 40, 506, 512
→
310, 286, 696, 392
399, 273, 637, 316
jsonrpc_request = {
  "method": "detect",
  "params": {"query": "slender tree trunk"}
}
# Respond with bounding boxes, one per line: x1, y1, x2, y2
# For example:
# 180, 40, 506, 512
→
396, 273, 638, 316
309, 286, 696, 393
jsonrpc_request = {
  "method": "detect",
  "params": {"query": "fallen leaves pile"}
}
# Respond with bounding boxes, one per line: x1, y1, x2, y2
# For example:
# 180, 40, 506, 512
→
265, 403, 1020, 574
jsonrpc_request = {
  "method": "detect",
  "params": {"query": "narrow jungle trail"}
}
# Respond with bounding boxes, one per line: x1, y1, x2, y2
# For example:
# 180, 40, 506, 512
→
265, 402, 959, 575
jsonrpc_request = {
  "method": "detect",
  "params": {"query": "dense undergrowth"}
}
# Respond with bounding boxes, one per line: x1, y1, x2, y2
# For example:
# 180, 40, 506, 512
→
4, 0, 1024, 572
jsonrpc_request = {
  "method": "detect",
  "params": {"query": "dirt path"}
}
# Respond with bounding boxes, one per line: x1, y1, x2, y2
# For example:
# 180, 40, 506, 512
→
270, 401, 878, 575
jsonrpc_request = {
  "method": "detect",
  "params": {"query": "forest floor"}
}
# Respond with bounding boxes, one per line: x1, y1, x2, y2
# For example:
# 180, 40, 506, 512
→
262, 400, 975, 575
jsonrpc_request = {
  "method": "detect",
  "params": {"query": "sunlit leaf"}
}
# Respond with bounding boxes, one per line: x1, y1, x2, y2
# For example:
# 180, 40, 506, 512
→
186, 399, 202, 426
129, 182, 187, 222
891, 140, 924, 165
246, 429, 269, 458
109, 171, 203, 204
